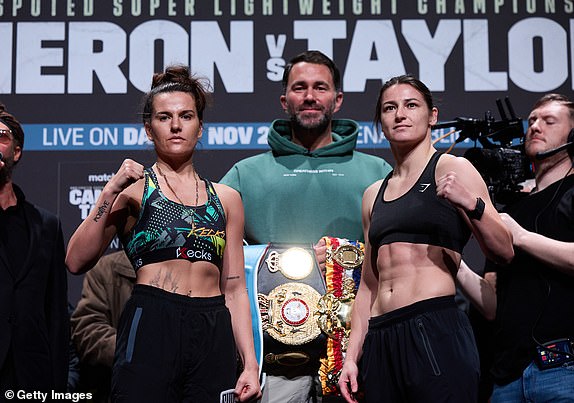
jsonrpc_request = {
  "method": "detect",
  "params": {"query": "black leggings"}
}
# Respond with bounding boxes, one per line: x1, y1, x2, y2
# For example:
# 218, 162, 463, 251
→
361, 296, 479, 403
112, 285, 237, 403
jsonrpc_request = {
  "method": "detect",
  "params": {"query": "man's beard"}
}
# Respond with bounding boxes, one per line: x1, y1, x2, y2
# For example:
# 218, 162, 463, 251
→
0, 156, 14, 185
288, 103, 335, 134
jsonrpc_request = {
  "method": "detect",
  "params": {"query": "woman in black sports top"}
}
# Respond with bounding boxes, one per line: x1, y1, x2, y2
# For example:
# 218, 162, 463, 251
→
66, 65, 261, 402
339, 75, 514, 403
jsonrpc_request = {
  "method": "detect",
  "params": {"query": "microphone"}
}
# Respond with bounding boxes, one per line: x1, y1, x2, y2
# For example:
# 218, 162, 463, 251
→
535, 128, 574, 160
535, 142, 574, 160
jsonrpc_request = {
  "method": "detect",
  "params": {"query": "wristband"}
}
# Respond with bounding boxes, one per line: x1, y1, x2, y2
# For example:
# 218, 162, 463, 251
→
466, 197, 485, 220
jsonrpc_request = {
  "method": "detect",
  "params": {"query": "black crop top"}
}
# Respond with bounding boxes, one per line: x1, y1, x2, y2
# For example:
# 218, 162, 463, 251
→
368, 152, 471, 253
122, 167, 226, 271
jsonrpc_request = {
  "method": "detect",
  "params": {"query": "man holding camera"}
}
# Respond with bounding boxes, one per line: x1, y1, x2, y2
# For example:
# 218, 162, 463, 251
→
488, 93, 574, 402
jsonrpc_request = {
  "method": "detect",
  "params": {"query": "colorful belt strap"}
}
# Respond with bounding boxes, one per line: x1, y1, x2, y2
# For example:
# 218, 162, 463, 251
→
317, 237, 364, 396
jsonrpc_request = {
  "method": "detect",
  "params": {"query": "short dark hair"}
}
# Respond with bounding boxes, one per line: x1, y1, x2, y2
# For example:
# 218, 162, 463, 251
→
281, 50, 341, 94
374, 74, 434, 131
142, 64, 211, 125
0, 103, 25, 158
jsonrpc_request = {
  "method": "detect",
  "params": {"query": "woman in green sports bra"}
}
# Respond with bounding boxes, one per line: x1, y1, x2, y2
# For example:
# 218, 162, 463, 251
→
66, 65, 261, 403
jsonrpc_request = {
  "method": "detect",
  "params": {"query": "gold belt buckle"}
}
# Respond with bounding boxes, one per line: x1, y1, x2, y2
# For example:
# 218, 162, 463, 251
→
265, 247, 315, 280
328, 244, 364, 270
316, 277, 356, 340
258, 282, 322, 345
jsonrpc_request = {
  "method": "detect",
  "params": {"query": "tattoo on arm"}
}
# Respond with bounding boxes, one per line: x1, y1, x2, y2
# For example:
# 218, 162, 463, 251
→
93, 200, 110, 222
226, 275, 240, 280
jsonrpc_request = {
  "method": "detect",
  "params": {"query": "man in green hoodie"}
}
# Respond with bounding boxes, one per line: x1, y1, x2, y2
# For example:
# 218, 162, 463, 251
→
221, 50, 392, 402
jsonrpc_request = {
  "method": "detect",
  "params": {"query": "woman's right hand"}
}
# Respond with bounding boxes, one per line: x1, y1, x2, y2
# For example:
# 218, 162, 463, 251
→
234, 367, 262, 402
106, 159, 144, 194
339, 360, 361, 403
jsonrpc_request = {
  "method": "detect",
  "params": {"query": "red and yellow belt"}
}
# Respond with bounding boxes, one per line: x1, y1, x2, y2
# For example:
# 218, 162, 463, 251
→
316, 237, 364, 396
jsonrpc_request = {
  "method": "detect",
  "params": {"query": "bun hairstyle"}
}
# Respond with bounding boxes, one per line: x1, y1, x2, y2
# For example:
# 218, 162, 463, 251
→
0, 103, 25, 162
142, 65, 211, 125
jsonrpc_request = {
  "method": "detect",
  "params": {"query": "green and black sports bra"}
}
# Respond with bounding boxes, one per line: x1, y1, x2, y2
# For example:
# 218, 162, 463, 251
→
123, 167, 226, 272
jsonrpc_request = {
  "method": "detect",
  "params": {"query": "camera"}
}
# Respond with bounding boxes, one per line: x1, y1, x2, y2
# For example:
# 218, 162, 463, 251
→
433, 97, 534, 205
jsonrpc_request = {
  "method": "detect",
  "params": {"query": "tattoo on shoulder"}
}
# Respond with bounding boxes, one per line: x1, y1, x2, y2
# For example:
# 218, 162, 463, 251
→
93, 200, 110, 222
226, 275, 240, 280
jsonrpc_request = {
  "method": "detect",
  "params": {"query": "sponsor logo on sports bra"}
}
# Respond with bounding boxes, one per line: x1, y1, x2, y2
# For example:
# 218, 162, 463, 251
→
193, 227, 226, 238
176, 246, 213, 262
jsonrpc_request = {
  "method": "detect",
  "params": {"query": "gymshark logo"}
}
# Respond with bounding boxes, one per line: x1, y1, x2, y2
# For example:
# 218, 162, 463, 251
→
418, 183, 431, 192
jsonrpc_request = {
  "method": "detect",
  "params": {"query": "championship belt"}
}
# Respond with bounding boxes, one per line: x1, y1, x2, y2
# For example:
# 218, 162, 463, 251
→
256, 243, 327, 377
259, 282, 322, 345
317, 237, 364, 396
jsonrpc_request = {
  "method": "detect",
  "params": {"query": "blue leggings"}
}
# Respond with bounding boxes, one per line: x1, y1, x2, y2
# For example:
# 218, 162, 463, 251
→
361, 296, 479, 403
112, 285, 237, 402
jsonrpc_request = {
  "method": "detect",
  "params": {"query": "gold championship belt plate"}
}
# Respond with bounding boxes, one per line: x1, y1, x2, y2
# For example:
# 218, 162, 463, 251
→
316, 276, 356, 341
258, 282, 322, 345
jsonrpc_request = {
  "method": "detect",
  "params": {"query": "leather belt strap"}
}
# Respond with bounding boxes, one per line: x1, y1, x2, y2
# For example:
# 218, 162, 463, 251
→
264, 351, 311, 366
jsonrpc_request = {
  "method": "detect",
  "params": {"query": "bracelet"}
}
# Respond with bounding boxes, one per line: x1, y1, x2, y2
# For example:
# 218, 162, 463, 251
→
466, 197, 485, 220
